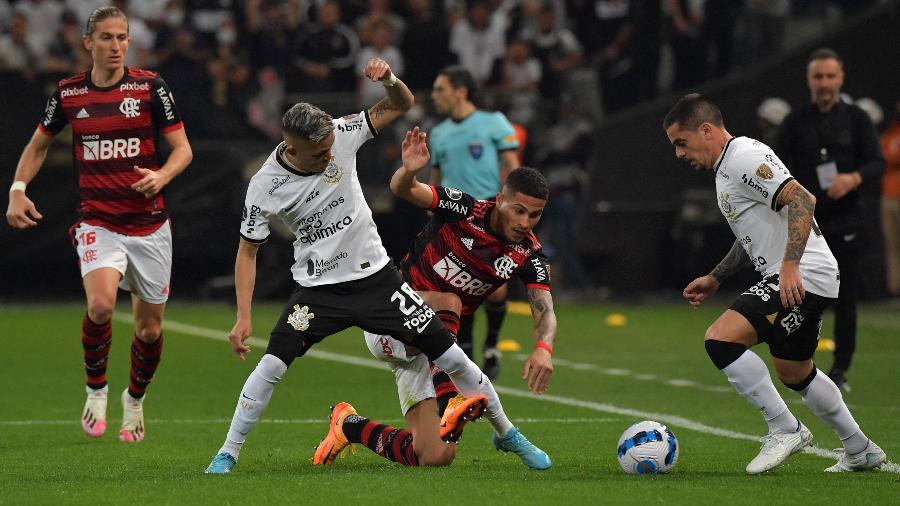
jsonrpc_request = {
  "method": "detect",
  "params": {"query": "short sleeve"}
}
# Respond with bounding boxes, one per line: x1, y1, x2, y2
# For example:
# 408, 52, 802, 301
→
492, 112, 519, 151
239, 179, 274, 243
334, 110, 375, 152
518, 251, 552, 289
37, 87, 66, 136
429, 185, 477, 221
151, 74, 184, 134
731, 147, 794, 211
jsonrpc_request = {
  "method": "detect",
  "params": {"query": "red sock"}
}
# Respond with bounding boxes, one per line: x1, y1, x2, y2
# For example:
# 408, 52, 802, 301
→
431, 363, 459, 416
128, 334, 163, 399
436, 310, 460, 336
82, 313, 112, 390
343, 416, 419, 466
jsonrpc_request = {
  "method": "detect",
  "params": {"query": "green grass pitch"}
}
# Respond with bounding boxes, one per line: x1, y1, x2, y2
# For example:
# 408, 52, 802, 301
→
1, 299, 897, 505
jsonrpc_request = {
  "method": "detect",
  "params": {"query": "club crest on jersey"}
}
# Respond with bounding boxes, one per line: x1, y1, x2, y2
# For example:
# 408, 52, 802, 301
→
468, 142, 484, 159
494, 255, 517, 280
718, 192, 738, 222
323, 158, 343, 184
287, 304, 315, 331
756, 164, 774, 180
119, 97, 141, 118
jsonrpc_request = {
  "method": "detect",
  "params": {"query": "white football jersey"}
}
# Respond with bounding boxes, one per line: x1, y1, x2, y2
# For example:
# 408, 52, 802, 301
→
239, 111, 391, 286
714, 136, 839, 298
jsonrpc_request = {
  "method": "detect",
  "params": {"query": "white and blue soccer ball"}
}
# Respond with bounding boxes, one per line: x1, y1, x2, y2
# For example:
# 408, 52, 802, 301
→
616, 420, 679, 475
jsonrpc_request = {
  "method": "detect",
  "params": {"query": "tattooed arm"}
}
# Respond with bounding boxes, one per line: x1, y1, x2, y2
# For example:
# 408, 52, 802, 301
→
362, 58, 414, 134
523, 287, 556, 394
710, 239, 752, 283
776, 179, 817, 307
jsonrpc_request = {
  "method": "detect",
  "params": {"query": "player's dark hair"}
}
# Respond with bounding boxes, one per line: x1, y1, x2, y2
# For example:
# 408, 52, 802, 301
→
282, 102, 334, 143
504, 167, 549, 200
663, 93, 724, 131
85, 6, 128, 37
807, 47, 843, 68
438, 65, 477, 103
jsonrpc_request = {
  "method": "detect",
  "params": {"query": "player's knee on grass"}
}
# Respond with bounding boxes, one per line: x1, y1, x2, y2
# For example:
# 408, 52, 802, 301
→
87, 300, 115, 325
406, 400, 455, 467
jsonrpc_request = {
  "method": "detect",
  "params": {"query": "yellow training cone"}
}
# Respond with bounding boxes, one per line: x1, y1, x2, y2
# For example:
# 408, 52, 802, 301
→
606, 313, 627, 327
817, 338, 835, 352
497, 339, 522, 352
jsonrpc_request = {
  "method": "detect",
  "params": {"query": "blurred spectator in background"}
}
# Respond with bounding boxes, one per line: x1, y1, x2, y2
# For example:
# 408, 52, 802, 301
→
401, 0, 454, 92
756, 97, 791, 146
522, 2, 583, 109
880, 100, 900, 297
246, 66, 286, 141
44, 10, 90, 75
533, 93, 592, 294
666, 0, 705, 91
356, 0, 406, 46
449, 0, 506, 86
740, 0, 790, 64
245, 0, 300, 76
595, 0, 639, 113
13, 0, 62, 57
356, 19, 404, 109
291, 0, 358, 93
703, 0, 739, 78
497, 38, 541, 127
773, 48, 885, 392
0, 12, 44, 79
205, 17, 254, 138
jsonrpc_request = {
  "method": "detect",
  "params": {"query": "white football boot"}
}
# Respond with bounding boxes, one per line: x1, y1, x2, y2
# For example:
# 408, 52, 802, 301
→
81, 385, 108, 437
118, 389, 145, 442
746, 423, 813, 474
825, 440, 886, 472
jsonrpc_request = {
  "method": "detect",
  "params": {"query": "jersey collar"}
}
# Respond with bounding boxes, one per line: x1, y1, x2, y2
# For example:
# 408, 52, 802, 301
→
87, 66, 130, 91
714, 136, 737, 174
276, 142, 317, 177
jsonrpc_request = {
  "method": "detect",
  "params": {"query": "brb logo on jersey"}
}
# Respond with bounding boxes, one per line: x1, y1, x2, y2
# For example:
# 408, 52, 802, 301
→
433, 253, 493, 296
82, 136, 141, 160
119, 98, 141, 118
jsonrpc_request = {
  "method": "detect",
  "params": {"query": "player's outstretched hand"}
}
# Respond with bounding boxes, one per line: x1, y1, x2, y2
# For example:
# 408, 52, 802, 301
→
523, 346, 553, 395
131, 165, 168, 199
778, 262, 805, 308
682, 275, 719, 309
363, 57, 392, 82
401, 126, 430, 172
228, 319, 253, 361
6, 191, 43, 228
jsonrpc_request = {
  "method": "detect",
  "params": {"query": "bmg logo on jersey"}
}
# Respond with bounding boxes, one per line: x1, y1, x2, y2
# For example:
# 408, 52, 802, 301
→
433, 253, 493, 296
83, 137, 141, 160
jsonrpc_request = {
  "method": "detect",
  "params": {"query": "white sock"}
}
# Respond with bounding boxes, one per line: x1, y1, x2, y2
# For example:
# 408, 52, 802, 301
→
218, 354, 287, 459
801, 369, 867, 454
721, 349, 799, 434
432, 344, 514, 437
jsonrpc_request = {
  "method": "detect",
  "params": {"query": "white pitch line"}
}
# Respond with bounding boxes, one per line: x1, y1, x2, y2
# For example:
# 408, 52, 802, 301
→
1, 417, 617, 427
110, 315, 900, 474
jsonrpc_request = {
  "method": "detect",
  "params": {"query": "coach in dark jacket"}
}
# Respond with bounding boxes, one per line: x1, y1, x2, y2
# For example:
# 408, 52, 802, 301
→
773, 48, 884, 391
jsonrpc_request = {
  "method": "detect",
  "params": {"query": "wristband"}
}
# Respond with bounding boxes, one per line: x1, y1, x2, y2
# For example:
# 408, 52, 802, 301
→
380, 72, 397, 87
534, 341, 553, 354
9, 181, 26, 193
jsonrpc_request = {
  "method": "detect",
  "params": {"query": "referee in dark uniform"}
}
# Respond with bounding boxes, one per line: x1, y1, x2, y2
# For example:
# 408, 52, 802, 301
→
773, 48, 885, 392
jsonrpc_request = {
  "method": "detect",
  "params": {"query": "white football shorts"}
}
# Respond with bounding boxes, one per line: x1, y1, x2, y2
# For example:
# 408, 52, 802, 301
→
73, 221, 172, 304
364, 331, 435, 416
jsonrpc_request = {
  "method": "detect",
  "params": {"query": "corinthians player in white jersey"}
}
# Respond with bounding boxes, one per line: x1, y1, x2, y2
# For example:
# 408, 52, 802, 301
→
206, 59, 528, 474
664, 94, 886, 474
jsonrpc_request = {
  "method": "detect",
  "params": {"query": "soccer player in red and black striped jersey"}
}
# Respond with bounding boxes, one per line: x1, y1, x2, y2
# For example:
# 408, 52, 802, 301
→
5, 7, 192, 443
350, 127, 555, 469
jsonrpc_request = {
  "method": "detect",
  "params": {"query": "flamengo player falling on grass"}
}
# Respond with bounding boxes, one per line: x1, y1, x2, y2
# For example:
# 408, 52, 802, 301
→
5, 6, 192, 443
313, 129, 553, 469
664, 94, 886, 474
205, 60, 527, 474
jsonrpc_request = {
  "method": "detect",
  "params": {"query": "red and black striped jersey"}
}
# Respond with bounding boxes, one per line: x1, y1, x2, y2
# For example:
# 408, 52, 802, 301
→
401, 185, 551, 315
38, 67, 184, 236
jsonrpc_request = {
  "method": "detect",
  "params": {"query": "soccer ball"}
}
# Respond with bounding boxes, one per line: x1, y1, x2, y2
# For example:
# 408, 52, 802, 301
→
616, 420, 679, 475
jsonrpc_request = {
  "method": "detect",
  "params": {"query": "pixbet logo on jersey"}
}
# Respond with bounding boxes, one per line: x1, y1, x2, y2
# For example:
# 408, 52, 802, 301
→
82, 137, 141, 160
432, 253, 493, 296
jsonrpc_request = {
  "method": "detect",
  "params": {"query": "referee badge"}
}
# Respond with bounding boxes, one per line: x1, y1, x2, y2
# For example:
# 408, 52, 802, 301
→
287, 304, 315, 331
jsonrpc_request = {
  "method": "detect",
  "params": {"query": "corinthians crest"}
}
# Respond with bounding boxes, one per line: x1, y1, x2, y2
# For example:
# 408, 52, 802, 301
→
756, 163, 774, 180
718, 192, 738, 221
287, 304, 315, 331
322, 157, 343, 184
